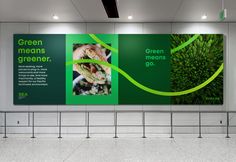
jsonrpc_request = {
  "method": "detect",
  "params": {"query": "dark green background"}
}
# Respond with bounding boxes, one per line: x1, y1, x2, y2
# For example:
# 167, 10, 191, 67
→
14, 34, 65, 105
118, 34, 171, 104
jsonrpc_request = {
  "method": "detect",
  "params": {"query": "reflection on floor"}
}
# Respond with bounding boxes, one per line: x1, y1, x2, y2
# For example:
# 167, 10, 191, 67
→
0, 134, 235, 162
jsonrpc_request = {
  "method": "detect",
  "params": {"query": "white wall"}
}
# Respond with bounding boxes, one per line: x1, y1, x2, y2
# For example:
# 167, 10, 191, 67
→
0, 22, 236, 135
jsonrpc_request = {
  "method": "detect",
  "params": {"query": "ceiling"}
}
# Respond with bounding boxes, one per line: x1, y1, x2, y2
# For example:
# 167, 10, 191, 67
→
0, 0, 235, 22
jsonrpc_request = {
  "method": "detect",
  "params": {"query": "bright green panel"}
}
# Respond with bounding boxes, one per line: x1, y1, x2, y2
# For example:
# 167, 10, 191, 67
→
66, 34, 118, 105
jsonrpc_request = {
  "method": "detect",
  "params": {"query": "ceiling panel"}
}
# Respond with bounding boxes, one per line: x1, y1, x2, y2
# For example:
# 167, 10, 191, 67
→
0, 0, 235, 22
0, 0, 84, 22
72, 0, 109, 22
225, 0, 236, 21
73, 0, 183, 22
174, 0, 222, 22
117, 0, 183, 22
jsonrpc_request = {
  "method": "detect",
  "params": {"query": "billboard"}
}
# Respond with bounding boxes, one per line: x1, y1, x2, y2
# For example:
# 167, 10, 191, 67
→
14, 34, 223, 105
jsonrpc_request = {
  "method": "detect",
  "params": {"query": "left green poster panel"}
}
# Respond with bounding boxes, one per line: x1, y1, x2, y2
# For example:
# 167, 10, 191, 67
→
14, 34, 66, 104
14, 34, 118, 105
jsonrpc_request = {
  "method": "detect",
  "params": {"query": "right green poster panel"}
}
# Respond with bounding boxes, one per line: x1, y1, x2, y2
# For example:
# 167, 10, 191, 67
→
118, 34, 223, 105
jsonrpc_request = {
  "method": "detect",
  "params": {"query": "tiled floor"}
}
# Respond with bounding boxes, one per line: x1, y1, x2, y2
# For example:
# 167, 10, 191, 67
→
0, 135, 236, 162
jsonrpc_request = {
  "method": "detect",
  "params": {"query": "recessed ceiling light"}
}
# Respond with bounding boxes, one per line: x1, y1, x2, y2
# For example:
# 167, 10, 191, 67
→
128, 15, 133, 20
201, 14, 207, 20
53, 15, 59, 20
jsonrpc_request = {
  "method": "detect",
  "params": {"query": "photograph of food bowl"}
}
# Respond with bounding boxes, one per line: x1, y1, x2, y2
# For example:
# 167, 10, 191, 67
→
73, 43, 111, 95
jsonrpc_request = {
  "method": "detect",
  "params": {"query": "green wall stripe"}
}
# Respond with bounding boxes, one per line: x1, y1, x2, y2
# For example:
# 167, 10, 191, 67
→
89, 34, 118, 53
89, 34, 200, 55
171, 34, 200, 54
67, 59, 223, 97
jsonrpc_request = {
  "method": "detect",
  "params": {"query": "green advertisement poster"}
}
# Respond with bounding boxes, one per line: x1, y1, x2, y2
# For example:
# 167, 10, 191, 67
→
14, 34, 65, 104
14, 34, 223, 105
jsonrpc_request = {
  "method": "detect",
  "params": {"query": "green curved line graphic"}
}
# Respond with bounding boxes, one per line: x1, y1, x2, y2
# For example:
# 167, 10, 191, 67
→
89, 34, 200, 54
67, 59, 223, 96
89, 34, 118, 53
171, 34, 200, 54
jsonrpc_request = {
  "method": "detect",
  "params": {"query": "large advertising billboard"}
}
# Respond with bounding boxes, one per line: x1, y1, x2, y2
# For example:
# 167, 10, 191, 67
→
14, 34, 223, 105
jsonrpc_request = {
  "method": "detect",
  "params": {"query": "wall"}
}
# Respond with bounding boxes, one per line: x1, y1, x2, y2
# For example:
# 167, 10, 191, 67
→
0, 22, 236, 135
